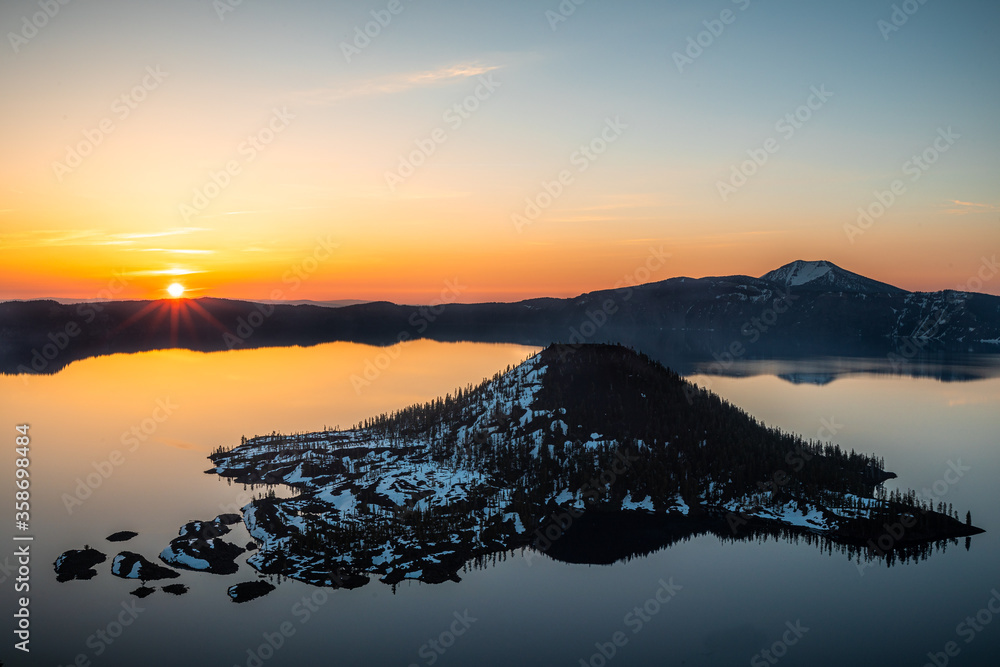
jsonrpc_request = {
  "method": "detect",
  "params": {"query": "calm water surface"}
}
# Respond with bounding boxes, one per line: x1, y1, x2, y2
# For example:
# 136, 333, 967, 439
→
2, 341, 998, 667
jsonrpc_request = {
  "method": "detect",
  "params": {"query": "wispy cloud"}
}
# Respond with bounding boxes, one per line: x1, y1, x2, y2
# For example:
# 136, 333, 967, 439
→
111, 227, 209, 240
296, 62, 502, 105
541, 194, 679, 224
942, 200, 999, 215
0, 229, 128, 249
545, 215, 662, 224
0, 227, 210, 250
194, 210, 273, 219
126, 268, 204, 277
154, 437, 201, 451
132, 248, 216, 255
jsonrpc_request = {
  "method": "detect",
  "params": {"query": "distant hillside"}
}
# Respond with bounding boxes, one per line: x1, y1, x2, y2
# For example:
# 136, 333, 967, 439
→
2, 260, 999, 374
252, 299, 370, 308
209, 344, 982, 586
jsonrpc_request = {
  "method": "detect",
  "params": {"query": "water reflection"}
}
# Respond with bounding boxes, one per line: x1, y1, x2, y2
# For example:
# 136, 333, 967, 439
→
4, 341, 999, 667
687, 355, 1000, 384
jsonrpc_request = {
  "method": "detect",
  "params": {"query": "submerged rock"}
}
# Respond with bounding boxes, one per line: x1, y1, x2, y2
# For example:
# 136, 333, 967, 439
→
106, 531, 138, 542
159, 519, 245, 574
111, 551, 179, 580
162, 584, 189, 596
227, 580, 275, 603
131, 585, 156, 598
54, 548, 107, 582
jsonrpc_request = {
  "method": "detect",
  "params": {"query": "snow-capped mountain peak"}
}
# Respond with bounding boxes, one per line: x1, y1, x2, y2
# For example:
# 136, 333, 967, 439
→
761, 260, 906, 295
772, 259, 832, 286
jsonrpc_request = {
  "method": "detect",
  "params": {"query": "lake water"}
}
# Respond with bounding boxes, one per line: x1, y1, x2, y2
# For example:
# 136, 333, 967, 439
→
3, 340, 999, 666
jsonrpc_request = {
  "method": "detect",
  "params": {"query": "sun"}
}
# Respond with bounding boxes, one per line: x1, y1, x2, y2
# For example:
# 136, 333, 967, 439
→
166, 283, 185, 298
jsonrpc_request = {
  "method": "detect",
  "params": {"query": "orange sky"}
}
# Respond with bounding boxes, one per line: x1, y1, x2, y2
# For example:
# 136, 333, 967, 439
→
1, 1, 997, 303
2, 210, 998, 303
2, 192, 996, 302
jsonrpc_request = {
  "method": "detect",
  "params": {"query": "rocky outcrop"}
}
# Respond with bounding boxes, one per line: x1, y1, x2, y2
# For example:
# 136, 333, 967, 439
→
111, 551, 179, 581
227, 580, 275, 603
158, 520, 245, 575
54, 548, 107, 582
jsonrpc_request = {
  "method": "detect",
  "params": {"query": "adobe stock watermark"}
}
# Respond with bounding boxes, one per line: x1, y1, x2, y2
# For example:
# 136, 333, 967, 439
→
716, 85, 833, 202
684, 286, 800, 400
955, 255, 998, 294
726, 416, 841, 533
921, 588, 1000, 667
16, 270, 131, 380
179, 107, 295, 222
385, 73, 501, 192
61, 398, 179, 514
213, 0, 246, 21
525, 450, 641, 567
672, 0, 754, 74
7, 0, 75, 53
578, 578, 682, 667
919, 460, 973, 504
855, 459, 972, 576
217, 485, 258, 521
886, 301, 955, 372
545, 0, 590, 31
512, 116, 628, 232
750, 620, 809, 667
406, 610, 477, 667
844, 126, 959, 243
56, 600, 144, 667
886, 256, 997, 370
757, 417, 842, 493
224, 234, 339, 348
350, 278, 466, 393
0, 556, 16, 586
233, 571, 350, 667
877, 0, 932, 41
554, 246, 671, 358
52, 66, 168, 182
339, 0, 416, 63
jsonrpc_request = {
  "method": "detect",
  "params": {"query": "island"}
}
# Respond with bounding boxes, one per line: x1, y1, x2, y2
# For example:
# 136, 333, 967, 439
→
207, 344, 984, 588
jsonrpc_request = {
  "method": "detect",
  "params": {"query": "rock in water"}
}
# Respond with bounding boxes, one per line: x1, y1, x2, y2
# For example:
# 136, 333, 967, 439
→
215, 513, 243, 526
54, 548, 107, 582
162, 584, 189, 595
159, 519, 245, 574
227, 580, 276, 603
131, 586, 156, 598
177, 520, 231, 539
111, 551, 179, 580
106, 531, 138, 542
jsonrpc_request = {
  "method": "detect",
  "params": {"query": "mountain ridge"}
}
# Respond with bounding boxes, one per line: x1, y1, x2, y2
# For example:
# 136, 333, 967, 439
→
3, 260, 999, 375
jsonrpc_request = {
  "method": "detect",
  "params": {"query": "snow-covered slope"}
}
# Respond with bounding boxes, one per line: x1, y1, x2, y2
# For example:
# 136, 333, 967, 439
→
212, 353, 562, 585
761, 260, 905, 294
208, 345, 979, 588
